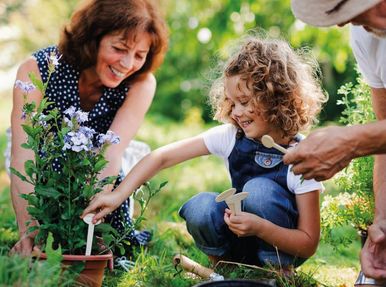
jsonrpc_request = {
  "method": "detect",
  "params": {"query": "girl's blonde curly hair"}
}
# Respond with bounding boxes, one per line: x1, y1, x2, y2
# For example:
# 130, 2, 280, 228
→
209, 36, 327, 138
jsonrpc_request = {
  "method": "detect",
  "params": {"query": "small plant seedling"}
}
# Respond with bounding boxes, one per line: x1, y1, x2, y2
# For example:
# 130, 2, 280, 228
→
261, 135, 287, 154
83, 213, 102, 256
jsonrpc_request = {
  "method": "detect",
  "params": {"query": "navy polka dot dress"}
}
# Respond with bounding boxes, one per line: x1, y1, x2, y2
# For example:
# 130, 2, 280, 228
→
33, 46, 151, 246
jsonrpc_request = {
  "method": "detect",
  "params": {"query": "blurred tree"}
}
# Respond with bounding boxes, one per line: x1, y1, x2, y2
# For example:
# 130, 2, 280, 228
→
0, 0, 78, 69
154, 0, 357, 122
0, 0, 357, 123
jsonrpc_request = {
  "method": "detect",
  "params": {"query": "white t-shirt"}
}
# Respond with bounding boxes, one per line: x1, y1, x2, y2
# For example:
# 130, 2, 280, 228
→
201, 124, 324, 195
351, 25, 386, 88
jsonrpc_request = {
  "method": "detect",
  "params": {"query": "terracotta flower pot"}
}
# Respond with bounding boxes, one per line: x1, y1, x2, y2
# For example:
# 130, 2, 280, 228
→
36, 251, 114, 287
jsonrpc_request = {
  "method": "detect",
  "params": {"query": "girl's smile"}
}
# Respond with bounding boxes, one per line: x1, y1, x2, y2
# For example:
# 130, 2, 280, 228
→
225, 75, 288, 144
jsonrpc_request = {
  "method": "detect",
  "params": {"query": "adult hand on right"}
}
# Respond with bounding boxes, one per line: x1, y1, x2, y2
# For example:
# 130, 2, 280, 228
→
283, 126, 355, 181
361, 221, 386, 280
9, 233, 34, 256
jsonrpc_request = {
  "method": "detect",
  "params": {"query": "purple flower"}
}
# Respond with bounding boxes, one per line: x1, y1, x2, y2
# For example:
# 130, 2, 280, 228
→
75, 111, 89, 123
63, 116, 74, 129
63, 129, 95, 153
71, 144, 89, 152
64, 106, 76, 117
79, 126, 95, 138
98, 130, 120, 145
38, 114, 48, 127
45, 51, 62, 67
15, 80, 36, 93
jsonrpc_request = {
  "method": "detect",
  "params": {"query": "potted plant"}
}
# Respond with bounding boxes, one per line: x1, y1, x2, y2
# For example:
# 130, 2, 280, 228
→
320, 73, 375, 249
10, 52, 141, 286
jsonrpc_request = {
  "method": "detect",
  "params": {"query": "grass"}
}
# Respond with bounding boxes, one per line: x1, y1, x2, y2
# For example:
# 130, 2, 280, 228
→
0, 115, 362, 286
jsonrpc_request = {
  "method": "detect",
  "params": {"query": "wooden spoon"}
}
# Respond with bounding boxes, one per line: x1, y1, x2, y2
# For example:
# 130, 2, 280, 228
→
261, 135, 288, 154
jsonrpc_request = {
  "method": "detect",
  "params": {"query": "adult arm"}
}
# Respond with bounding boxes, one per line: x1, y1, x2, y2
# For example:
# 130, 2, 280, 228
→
283, 117, 386, 181
97, 73, 156, 192
224, 190, 320, 258
10, 58, 43, 255
361, 87, 386, 279
83, 136, 210, 223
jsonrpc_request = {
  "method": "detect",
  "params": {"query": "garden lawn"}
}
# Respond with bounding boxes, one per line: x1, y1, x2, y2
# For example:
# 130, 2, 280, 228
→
0, 118, 361, 286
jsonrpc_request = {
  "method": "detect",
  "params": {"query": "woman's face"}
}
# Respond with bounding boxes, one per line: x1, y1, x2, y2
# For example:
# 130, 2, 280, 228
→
95, 31, 151, 88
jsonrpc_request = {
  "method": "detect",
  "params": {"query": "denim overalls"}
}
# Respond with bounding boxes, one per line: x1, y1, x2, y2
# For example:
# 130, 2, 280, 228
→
179, 134, 306, 267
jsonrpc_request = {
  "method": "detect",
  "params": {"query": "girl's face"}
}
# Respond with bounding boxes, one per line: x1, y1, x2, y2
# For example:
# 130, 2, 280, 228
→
95, 31, 151, 88
225, 75, 281, 142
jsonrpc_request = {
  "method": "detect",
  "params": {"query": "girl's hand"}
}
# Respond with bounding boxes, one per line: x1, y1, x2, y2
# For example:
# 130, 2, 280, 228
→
81, 191, 123, 224
223, 208, 261, 237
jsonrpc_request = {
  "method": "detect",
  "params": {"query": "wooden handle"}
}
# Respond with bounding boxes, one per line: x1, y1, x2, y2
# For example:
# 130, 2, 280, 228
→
225, 192, 248, 215
173, 254, 215, 279
273, 143, 287, 154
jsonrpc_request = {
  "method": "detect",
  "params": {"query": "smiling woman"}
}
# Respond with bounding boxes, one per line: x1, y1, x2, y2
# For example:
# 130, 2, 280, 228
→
92, 32, 151, 89
8, 0, 168, 256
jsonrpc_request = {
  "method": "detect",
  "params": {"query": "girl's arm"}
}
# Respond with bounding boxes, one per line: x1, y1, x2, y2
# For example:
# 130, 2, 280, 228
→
10, 58, 43, 255
97, 73, 156, 193
225, 190, 320, 258
82, 135, 210, 223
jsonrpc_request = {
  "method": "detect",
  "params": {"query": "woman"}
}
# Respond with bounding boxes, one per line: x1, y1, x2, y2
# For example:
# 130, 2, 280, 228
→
10, 0, 168, 255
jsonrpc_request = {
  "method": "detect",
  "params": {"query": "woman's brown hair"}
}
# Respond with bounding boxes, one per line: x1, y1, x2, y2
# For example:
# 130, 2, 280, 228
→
59, 0, 168, 82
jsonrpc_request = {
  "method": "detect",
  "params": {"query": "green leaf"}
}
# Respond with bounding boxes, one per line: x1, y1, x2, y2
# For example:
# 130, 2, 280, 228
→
118, 245, 125, 256
45, 232, 63, 265
22, 124, 41, 138
26, 206, 42, 218
100, 175, 118, 186
28, 72, 45, 93
159, 181, 168, 189
21, 143, 32, 149
94, 159, 108, 172
24, 160, 36, 178
10, 167, 29, 183
27, 225, 40, 234
95, 223, 118, 235
35, 186, 62, 200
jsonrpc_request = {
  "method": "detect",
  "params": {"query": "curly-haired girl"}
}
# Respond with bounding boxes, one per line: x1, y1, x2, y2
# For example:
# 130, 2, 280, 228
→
83, 36, 327, 269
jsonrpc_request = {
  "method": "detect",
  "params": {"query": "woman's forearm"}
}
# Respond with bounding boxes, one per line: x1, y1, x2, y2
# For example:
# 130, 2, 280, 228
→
10, 174, 35, 235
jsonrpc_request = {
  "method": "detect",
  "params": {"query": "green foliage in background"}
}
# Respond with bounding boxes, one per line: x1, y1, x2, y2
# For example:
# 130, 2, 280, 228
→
1, 0, 357, 123
0, 118, 361, 286
321, 73, 375, 248
0, 234, 77, 287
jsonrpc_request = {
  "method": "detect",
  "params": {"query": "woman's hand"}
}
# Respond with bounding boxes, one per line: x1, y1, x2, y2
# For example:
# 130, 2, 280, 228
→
223, 208, 261, 237
10, 234, 34, 256
81, 191, 123, 224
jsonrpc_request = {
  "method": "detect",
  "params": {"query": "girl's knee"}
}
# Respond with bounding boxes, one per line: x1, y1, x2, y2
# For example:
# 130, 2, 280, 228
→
242, 177, 286, 208
179, 192, 225, 228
